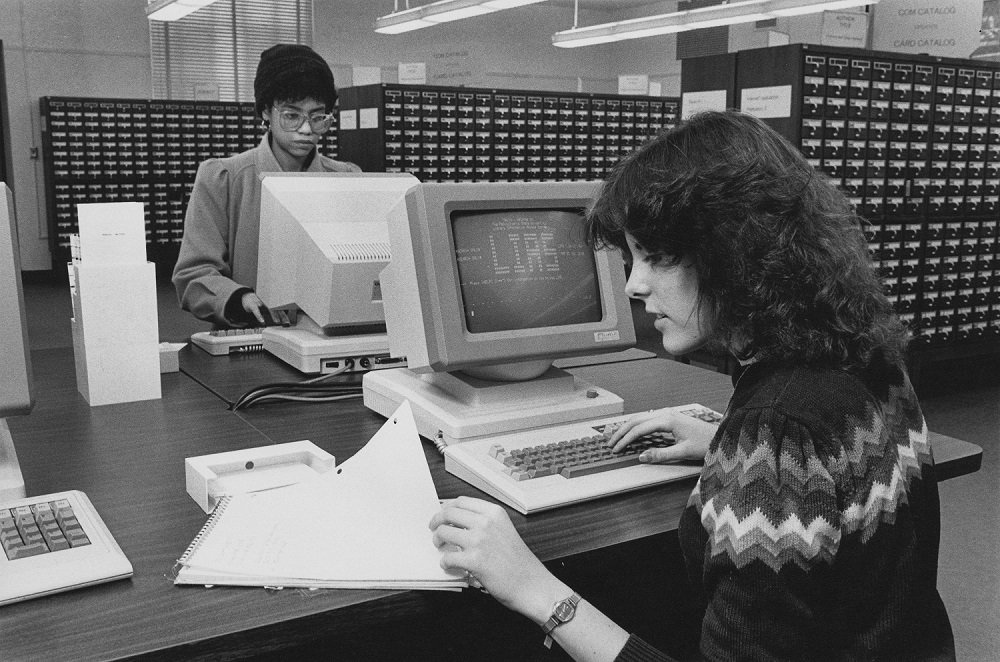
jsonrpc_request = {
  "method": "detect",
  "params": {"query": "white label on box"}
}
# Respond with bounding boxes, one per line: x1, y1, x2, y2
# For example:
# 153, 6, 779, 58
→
681, 90, 727, 119
339, 109, 358, 131
76, 202, 147, 265
359, 108, 379, 130
741, 85, 793, 119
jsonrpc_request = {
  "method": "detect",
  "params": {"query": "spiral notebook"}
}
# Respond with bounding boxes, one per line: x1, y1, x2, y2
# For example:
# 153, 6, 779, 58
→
174, 401, 466, 591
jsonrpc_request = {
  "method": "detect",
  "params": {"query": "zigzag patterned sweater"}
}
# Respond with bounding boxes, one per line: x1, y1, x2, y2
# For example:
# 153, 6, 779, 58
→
615, 356, 955, 662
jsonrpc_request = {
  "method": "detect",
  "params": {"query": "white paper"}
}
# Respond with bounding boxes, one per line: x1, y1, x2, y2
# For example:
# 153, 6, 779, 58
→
359, 107, 379, 130
740, 85, 793, 119
76, 202, 147, 265
176, 402, 465, 589
618, 74, 649, 96
398, 62, 427, 85
681, 89, 727, 119
339, 109, 358, 131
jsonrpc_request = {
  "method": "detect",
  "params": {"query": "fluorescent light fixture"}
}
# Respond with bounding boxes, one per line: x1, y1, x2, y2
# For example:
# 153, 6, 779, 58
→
375, 0, 547, 34
769, 0, 874, 16
146, 0, 220, 21
552, 0, 877, 48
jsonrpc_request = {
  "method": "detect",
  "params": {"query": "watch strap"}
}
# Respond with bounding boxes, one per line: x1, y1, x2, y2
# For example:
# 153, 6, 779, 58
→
541, 592, 581, 648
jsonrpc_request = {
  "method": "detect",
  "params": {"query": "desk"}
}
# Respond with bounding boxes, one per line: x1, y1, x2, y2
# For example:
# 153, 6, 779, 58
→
1, 348, 983, 661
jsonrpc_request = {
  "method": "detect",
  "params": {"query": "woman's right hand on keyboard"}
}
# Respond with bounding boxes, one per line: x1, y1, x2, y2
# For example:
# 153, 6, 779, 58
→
606, 407, 718, 463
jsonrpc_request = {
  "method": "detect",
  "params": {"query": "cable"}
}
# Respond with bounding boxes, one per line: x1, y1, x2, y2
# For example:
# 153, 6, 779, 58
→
235, 392, 363, 408
230, 365, 364, 411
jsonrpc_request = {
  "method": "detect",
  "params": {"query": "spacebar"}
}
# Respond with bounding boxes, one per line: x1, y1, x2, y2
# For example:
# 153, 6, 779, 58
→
560, 455, 642, 478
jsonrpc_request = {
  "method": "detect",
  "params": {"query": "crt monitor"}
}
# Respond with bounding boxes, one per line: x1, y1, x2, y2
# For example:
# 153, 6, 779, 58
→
255, 172, 420, 373
363, 180, 636, 445
0, 182, 34, 500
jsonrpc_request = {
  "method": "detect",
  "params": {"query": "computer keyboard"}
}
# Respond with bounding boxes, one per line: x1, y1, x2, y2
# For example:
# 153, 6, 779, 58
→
443, 404, 722, 514
0, 490, 133, 606
190, 328, 265, 355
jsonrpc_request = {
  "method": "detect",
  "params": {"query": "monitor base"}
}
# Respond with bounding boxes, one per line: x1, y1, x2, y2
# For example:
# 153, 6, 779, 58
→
0, 419, 26, 501
263, 315, 403, 375
362, 367, 624, 446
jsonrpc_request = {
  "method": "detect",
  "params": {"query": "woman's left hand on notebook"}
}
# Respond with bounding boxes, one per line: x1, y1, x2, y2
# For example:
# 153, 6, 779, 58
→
429, 496, 571, 626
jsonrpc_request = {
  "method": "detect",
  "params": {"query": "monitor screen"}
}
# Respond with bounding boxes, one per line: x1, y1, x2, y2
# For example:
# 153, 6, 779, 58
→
452, 208, 601, 334
380, 180, 635, 377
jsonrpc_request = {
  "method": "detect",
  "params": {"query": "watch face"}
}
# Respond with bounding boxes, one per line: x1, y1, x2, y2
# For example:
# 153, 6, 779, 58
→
554, 601, 575, 621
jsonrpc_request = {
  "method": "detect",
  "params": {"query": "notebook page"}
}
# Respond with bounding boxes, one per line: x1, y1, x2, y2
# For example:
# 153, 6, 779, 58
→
179, 402, 463, 586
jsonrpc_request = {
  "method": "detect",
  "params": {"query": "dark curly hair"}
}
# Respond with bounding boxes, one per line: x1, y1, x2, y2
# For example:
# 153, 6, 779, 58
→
587, 110, 908, 371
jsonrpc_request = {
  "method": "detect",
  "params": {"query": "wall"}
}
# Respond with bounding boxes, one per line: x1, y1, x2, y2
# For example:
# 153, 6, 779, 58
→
0, 0, 152, 270
0, 0, 883, 271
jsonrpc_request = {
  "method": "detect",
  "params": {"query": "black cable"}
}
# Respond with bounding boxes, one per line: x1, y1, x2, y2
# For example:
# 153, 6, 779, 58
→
230, 366, 363, 411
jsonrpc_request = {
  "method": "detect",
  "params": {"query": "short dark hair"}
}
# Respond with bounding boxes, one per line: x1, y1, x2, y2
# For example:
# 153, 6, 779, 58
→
253, 44, 338, 117
587, 110, 907, 370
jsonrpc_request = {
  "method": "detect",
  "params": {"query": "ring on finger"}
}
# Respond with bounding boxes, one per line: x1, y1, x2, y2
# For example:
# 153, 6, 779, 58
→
464, 570, 489, 594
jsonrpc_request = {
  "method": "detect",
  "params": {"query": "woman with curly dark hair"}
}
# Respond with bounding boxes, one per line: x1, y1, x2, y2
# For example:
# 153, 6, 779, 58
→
430, 111, 955, 661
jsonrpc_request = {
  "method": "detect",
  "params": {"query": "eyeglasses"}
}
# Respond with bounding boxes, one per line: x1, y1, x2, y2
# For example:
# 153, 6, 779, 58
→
274, 109, 335, 134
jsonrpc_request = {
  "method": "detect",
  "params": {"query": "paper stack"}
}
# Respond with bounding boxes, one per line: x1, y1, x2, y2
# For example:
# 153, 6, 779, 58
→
175, 402, 467, 591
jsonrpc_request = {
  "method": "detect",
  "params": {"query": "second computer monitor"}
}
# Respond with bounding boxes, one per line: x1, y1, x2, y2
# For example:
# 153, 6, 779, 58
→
256, 172, 420, 331
382, 180, 635, 379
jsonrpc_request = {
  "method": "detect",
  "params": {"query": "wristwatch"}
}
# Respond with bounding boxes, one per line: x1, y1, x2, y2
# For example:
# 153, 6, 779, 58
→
541, 591, 582, 648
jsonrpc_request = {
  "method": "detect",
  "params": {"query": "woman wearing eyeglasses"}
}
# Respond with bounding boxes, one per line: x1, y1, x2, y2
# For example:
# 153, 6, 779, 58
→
172, 44, 360, 327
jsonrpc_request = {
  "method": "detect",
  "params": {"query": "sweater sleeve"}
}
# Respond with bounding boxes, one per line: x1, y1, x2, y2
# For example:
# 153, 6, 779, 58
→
172, 160, 246, 325
693, 406, 847, 661
690, 395, 942, 661
613, 634, 679, 662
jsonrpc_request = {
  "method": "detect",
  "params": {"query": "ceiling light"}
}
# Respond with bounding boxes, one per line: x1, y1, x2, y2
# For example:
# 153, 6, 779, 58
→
375, 0, 547, 35
768, 0, 874, 16
552, 0, 877, 48
146, 0, 220, 21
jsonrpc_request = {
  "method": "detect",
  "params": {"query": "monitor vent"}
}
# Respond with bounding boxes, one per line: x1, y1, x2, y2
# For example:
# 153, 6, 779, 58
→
330, 242, 391, 262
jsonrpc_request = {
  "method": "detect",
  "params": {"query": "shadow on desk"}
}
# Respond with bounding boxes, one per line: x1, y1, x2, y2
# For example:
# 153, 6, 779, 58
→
233, 533, 703, 662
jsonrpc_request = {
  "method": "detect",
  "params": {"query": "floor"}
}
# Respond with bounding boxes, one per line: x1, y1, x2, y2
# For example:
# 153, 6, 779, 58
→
19, 270, 1000, 660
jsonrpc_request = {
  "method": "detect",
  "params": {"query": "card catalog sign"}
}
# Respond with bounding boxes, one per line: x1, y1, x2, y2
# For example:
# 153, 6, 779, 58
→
429, 46, 480, 87
821, 10, 869, 48
872, 0, 982, 58
398, 62, 427, 85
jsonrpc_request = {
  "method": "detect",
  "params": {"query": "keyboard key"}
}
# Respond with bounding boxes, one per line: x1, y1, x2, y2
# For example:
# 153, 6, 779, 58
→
64, 526, 91, 548
489, 431, 676, 481
6, 542, 49, 559
560, 455, 642, 478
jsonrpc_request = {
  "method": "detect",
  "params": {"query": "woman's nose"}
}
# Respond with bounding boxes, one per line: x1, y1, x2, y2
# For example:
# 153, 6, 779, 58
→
624, 265, 649, 299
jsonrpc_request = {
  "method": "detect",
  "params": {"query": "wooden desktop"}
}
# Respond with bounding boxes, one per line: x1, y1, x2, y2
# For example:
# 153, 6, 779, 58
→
0, 346, 982, 661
